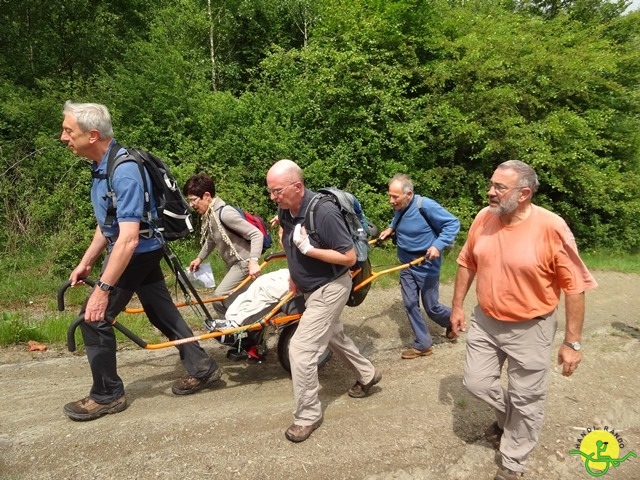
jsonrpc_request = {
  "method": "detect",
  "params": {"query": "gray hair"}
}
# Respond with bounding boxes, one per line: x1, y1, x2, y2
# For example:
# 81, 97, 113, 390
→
63, 101, 114, 139
389, 173, 413, 194
498, 160, 539, 194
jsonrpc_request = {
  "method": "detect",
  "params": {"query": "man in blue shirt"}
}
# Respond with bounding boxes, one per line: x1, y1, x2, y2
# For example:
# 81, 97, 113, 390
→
379, 174, 460, 359
60, 102, 221, 421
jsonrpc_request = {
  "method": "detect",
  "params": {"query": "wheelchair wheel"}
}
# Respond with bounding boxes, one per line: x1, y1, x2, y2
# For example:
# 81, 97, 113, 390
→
277, 322, 333, 375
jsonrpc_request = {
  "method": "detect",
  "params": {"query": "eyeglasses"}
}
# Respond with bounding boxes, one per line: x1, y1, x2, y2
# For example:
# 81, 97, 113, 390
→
267, 182, 297, 197
487, 182, 524, 195
186, 196, 201, 204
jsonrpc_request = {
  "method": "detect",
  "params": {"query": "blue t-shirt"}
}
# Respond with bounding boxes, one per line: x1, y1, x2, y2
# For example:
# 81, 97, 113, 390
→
90, 140, 163, 253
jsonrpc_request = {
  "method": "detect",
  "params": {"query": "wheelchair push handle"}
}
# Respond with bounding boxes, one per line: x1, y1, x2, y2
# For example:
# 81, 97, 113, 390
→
67, 315, 148, 352
57, 279, 95, 312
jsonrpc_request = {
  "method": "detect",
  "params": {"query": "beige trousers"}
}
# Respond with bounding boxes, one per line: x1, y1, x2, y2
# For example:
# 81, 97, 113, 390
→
463, 305, 558, 473
289, 271, 376, 426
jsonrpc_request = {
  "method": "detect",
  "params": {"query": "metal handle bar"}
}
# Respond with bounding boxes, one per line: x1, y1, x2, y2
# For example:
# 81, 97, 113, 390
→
67, 315, 148, 352
57, 279, 95, 312
124, 251, 288, 314
67, 290, 300, 352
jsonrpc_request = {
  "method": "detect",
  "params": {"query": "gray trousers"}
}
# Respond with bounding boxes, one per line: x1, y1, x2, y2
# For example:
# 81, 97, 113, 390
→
463, 305, 558, 473
212, 260, 249, 317
289, 271, 376, 426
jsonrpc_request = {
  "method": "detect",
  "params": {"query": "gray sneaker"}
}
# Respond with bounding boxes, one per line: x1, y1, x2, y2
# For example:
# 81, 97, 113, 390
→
204, 318, 237, 332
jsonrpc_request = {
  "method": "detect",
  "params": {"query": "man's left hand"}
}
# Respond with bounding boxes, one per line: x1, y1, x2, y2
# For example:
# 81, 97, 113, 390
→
558, 345, 583, 377
84, 289, 109, 323
426, 246, 440, 261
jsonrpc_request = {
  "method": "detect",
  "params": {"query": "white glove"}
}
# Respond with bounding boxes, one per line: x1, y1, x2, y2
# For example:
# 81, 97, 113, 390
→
293, 223, 314, 255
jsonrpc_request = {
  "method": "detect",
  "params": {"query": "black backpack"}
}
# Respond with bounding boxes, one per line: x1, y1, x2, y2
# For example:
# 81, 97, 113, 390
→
305, 187, 376, 306
93, 144, 193, 241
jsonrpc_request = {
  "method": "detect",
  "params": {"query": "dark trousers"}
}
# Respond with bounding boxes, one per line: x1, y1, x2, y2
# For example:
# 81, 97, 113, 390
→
400, 268, 452, 350
79, 248, 217, 403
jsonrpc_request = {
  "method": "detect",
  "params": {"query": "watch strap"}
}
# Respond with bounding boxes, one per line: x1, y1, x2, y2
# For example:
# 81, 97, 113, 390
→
97, 280, 115, 292
563, 340, 581, 350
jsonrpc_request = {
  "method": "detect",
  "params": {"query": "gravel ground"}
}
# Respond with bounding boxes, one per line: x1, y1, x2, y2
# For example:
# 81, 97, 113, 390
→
1, 270, 639, 480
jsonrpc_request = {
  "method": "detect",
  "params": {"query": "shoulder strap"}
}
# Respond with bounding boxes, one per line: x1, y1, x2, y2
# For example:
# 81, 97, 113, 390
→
214, 205, 244, 262
103, 144, 151, 227
218, 205, 251, 241
395, 196, 436, 234
417, 196, 438, 233
304, 192, 345, 278
305, 193, 333, 245
218, 204, 237, 231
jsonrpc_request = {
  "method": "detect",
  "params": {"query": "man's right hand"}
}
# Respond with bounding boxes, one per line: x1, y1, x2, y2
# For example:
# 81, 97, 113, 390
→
293, 224, 314, 254
84, 288, 109, 322
450, 306, 467, 334
70, 264, 91, 286
378, 227, 393, 241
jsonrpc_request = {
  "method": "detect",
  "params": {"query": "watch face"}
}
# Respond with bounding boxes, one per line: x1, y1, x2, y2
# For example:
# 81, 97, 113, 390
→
566, 341, 581, 351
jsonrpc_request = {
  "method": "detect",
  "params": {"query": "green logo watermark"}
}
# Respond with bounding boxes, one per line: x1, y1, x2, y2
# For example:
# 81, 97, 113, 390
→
569, 426, 636, 477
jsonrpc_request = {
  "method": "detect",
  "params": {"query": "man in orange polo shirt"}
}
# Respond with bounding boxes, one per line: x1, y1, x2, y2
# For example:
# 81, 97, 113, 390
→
450, 160, 597, 480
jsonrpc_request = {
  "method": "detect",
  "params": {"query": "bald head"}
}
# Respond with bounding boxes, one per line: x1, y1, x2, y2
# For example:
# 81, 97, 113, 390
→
266, 159, 305, 214
267, 159, 304, 185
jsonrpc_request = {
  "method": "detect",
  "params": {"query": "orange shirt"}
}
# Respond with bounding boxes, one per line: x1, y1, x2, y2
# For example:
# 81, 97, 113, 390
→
457, 205, 597, 321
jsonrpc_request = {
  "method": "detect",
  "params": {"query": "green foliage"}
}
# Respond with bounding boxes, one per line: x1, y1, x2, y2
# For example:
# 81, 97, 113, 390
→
1, 0, 639, 273
0, 312, 45, 345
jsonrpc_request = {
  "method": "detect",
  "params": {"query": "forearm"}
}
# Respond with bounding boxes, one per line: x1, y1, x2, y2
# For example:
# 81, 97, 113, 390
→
99, 224, 139, 285
564, 292, 585, 342
306, 247, 356, 267
247, 231, 264, 259
452, 265, 475, 309
79, 227, 109, 269
379, 227, 393, 240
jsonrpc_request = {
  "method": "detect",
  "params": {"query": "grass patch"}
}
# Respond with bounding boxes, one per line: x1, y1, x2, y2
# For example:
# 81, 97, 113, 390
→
455, 397, 469, 410
1, 241, 639, 348
581, 251, 640, 274
0, 312, 47, 344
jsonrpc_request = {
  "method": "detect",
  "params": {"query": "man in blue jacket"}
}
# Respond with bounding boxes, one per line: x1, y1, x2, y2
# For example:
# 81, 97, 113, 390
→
379, 174, 460, 359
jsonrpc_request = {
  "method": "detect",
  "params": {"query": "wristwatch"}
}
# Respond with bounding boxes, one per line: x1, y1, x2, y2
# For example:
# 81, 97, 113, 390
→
563, 340, 582, 351
96, 280, 115, 292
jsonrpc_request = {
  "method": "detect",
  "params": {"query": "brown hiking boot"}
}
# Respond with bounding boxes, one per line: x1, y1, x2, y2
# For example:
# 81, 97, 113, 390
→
285, 417, 323, 443
494, 467, 524, 479
63, 395, 127, 421
485, 421, 504, 449
445, 327, 459, 343
348, 369, 382, 398
172, 368, 222, 395
401, 346, 433, 359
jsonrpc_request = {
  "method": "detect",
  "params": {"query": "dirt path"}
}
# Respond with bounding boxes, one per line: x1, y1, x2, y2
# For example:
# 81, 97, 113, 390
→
1, 271, 639, 480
